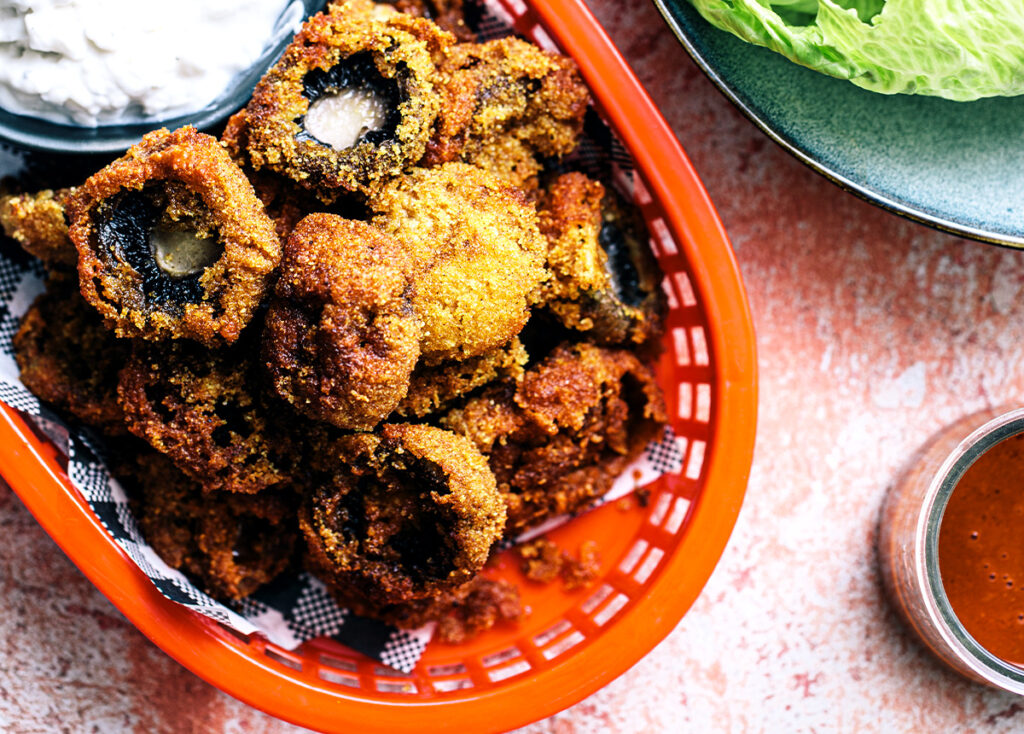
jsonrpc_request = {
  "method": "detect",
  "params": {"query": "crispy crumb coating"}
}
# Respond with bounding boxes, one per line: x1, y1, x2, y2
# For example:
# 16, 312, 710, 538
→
537, 172, 666, 346
561, 540, 600, 590
301, 423, 506, 606
518, 537, 563, 583
372, 162, 548, 363
263, 214, 420, 430
222, 109, 334, 242
13, 274, 129, 434
519, 537, 600, 590
432, 577, 522, 642
465, 136, 541, 192
423, 37, 589, 166
0, 188, 78, 267
118, 334, 296, 494
396, 336, 528, 418
443, 342, 667, 534
333, 574, 522, 640
68, 126, 282, 346
239, 3, 450, 199
116, 449, 298, 600
9, 8, 668, 635
390, 0, 476, 42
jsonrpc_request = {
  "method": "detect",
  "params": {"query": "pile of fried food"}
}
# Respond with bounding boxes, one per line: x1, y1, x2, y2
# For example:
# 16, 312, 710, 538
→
0, 0, 668, 642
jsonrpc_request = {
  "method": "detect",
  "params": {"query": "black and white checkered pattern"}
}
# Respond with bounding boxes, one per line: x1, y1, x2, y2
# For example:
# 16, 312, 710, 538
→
379, 628, 433, 672
0, 0, 669, 677
645, 425, 686, 475
281, 574, 351, 640
0, 380, 42, 414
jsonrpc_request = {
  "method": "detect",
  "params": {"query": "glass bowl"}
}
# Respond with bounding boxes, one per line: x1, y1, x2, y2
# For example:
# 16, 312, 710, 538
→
0, 0, 322, 155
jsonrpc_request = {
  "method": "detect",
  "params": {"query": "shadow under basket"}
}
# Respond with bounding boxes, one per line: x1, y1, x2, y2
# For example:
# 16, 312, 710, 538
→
0, 0, 758, 730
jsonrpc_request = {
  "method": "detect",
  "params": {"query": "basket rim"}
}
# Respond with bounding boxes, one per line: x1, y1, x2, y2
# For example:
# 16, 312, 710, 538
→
0, 0, 758, 730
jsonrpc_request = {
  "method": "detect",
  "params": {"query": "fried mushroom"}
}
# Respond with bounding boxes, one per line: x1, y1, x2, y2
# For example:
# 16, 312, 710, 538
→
396, 336, 528, 418
13, 274, 129, 434
68, 126, 282, 346
424, 37, 589, 166
372, 162, 548, 363
0, 188, 78, 268
443, 342, 667, 534
390, 0, 477, 42
301, 423, 506, 606
464, 136, 541, 192
118, 334, 296, 494
330, 575, 522, 640
537, 172, 666, 346
238, 3, 449, 199
116, 449, 298, 600
262, 213, 420, 430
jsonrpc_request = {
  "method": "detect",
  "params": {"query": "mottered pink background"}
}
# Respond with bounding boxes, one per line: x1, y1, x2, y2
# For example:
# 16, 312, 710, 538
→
5, 0, 1024, 731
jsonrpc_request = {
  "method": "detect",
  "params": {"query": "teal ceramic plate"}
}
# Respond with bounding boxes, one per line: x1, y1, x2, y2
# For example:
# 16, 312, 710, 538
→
653, 0, 1024, 247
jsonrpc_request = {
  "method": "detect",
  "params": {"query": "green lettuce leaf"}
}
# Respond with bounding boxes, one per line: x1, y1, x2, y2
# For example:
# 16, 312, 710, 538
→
687, 0, 1024, 100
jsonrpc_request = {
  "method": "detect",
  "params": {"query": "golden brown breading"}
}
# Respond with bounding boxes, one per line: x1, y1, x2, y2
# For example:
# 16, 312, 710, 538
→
68, 126, 282, 346
13, 274, 129, 434
423, 37, 589, 166
537, 172, 666, 347
537, 172, 607, 301
561, 540, 600, 590
389, 0, 476, 42
464, 136, 541, 192
372, 162, 548, 363
432, 577, 522, 643
396, 336, 528, 418
443, 342, 667, 534
332, 574, 522, 640
301, 423, 506, 606
118, 334, 296, 494
518, 537, 563, 583
7, 7, 670, 639
221, 109, 327, 242
116, 449, 298, 600
0, 188, 78, 267
519, 537, 600, 590
263, 214, 421, 430
238, 3, 450, 199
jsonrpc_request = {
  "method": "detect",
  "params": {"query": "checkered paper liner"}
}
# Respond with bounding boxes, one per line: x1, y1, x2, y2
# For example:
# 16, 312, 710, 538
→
0, 0, 686, 675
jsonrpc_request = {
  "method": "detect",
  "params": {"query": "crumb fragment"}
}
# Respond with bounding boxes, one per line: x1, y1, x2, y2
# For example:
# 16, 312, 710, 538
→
561, 540, 600, 591
434, 578, 523, 644
518, 537, 601, 590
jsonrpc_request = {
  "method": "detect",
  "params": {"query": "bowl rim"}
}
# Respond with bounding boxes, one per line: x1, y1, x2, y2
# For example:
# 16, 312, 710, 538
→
650, 0, 1024, 250
0, 0, 323, 155
0, 0, 758, 729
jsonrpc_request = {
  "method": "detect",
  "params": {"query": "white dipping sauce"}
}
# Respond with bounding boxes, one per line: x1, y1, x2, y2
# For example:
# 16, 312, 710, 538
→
0, 0, 295, 126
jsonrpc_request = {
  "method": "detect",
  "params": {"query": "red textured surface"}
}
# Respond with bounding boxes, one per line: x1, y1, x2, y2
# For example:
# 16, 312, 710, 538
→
3, 0, 1024, 731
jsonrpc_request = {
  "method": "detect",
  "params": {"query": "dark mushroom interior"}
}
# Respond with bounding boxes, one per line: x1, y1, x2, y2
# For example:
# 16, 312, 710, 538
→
598, 217, 645, 308
95, 184, 224, 312
325, 455, 458, 584
298, 53, 406, 151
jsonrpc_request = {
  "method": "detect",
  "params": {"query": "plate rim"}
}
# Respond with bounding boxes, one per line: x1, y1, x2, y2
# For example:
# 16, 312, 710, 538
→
651, 0, 1024, 250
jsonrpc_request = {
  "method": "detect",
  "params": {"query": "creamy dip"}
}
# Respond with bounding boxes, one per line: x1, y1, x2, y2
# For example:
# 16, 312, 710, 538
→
0, 0, 297, 126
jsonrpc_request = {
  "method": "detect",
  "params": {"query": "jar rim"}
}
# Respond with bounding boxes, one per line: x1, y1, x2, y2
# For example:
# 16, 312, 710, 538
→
919, 407, 1024, 691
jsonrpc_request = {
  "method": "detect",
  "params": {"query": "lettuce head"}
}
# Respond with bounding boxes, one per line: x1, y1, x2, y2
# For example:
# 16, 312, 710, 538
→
687, 0, 1024, 101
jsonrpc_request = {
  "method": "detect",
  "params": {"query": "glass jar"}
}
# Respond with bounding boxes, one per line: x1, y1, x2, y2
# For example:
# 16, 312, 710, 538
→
878, 406, 1024, 692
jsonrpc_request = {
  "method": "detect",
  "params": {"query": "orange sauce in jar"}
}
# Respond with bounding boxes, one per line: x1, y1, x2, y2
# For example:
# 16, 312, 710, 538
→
939, 433, 1024, 666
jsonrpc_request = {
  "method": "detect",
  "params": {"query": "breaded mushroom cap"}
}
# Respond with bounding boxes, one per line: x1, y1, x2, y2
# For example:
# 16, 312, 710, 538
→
372, 162, 548, 364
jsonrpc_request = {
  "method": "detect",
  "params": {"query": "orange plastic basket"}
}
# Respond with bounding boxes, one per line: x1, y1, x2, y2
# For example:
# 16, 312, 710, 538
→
0, 0, 757, 730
